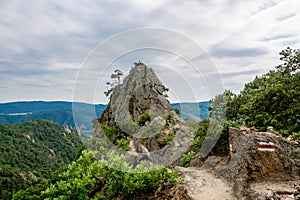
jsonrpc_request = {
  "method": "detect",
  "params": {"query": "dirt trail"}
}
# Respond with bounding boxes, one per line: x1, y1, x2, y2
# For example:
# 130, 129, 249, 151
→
177, 167, 236, 200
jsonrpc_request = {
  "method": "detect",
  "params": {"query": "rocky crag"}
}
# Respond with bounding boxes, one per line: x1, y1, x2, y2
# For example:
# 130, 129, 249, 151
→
93, 64, 193, 167
90, 63, 197, 199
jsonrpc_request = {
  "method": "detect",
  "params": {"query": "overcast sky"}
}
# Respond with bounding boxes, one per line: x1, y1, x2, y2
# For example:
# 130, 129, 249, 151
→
0, 0, 299, 104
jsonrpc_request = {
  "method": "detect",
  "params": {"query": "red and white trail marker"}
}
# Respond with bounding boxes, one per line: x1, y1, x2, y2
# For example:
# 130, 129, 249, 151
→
258, 142, 275, 152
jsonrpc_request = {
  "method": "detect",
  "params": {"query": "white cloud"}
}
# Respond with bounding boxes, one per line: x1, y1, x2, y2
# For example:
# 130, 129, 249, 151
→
0, 0, 299, 103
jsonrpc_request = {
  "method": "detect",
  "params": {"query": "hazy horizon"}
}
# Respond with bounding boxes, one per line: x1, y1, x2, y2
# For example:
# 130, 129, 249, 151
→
0, 99, 211, 105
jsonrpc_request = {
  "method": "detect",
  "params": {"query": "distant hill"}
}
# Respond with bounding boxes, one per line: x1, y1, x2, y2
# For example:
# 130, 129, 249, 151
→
0, 101, 105, 115
0, 119, 83, 199
0, 101, 210, 132
0, 101, 106, 132
171, 101, 211, 121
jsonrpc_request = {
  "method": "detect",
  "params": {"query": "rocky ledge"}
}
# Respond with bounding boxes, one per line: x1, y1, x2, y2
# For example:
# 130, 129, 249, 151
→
192, 127, 300, 199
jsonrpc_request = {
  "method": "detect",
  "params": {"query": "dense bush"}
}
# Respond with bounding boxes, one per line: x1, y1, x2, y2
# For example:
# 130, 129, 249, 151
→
180, 151, 195, 167
191, 119, 210, 152
165, 130, 175, 145
214, 47, 300, 135
293, 132, 300, 140
138, 112, 151, 126
13, 150, 180, 199
116, 137, 131, 151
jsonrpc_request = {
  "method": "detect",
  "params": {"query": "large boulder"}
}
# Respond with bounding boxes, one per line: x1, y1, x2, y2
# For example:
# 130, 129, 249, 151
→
211, 127, 300, 199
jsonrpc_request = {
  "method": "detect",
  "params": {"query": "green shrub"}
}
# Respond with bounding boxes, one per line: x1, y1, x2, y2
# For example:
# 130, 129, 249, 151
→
212, 48, 300, 135
166, 112, 174, 121
191, 119, 209, 152
104, 88, 113, 98
293, 132, 300, 140
165, 130, 175, 145
180, 151, 195, 167
101, 124, 116, 141
134, 61, 144, 66
116, 137, 131, 151
15, 150, 180, 199
138, 112, 150, 126
173, 108, 180, 115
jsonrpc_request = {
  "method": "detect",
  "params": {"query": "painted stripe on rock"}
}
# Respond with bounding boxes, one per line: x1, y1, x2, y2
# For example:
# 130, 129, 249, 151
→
258, 142, 275, 152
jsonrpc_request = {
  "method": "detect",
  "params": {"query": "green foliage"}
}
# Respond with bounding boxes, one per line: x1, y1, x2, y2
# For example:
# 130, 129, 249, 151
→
134, 60, 144, 66
191, 118, 210, 152
116, 137, 131, 151
104, 69, 124, 98
165, 112, 174, 121
214, 48, 300, 135
173, 108, 180, 115
101, 124, 116, 141
100, 123, 133, 150
292, 132, 300, 140
0, 120, 82, 199
162, 85, 169, 92
190, 117, 229, 157
180, 151, 195, 167
14, 150, 180, 199
196, 48, 300, 157
138, 112, 151, 126
276, 47, 300, 73
165, 130, 175, 145
104, 88, 114, 98
40, 151, 101, 200
12, 180, 50, 200
75, 144, 87, 160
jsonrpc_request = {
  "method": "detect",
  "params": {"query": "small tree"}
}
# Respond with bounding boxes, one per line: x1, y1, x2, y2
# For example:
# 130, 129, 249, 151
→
111, 69, 123, 84
104, 69, 123, 98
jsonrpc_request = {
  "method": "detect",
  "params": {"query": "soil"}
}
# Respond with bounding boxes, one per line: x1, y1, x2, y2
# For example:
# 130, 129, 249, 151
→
177, 167, 236, 200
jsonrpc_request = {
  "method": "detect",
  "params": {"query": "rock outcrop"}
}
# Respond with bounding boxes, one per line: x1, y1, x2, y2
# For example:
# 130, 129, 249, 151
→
195, 127, 300, 199
99, 64, 171, 127
93, 64, 192, 167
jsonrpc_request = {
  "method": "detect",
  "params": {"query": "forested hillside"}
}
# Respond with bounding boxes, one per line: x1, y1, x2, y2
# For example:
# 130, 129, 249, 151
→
0, 120, 83, 199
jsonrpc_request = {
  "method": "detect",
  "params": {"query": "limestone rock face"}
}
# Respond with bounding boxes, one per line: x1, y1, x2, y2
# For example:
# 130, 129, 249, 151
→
94, 64, 192, 166
211, 127, 300, 199
99, 65, 170, 126
227, 128, 299, 181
